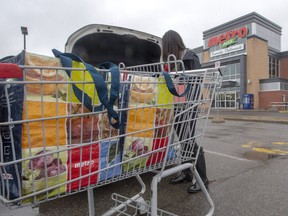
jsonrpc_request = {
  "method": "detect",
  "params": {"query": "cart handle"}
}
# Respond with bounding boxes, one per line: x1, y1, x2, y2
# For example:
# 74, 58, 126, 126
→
0, 63, 23, 78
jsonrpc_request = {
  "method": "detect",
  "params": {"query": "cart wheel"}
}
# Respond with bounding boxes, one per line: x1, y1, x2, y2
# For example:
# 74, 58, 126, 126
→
136, 197, 149, 215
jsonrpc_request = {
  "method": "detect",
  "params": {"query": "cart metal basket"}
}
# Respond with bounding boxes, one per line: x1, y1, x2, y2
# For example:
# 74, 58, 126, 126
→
0, 56, 222, 216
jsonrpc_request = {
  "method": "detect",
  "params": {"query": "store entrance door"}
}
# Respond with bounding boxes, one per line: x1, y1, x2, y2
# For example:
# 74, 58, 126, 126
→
218, 91, 236, 109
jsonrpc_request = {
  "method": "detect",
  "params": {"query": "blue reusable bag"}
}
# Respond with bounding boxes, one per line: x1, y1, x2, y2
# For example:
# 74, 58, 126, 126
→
0, 52, 25, 202
99, 140, 122, 182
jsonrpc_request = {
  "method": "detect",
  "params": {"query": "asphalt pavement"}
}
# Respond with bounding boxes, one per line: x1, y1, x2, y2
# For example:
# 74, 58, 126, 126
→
1, 108, 287, 216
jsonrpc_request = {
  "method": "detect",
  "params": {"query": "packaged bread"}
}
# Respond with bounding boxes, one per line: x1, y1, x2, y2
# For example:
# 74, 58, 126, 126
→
130, 76, 155, 103
25, 53, 65, 96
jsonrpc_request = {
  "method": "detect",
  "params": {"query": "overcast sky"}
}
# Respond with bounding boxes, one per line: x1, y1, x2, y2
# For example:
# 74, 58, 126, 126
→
1, 0, 288, 58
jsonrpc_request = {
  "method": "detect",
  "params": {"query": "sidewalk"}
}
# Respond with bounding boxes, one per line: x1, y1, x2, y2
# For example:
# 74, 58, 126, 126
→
209, 109, 288, 124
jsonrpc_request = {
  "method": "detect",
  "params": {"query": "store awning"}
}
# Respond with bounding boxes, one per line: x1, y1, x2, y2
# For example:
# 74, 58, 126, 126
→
221, 80, 237, 88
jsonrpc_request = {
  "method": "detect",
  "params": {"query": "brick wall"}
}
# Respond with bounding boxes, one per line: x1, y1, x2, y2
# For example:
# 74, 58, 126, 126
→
259, 90, 288, 109
246, 36, 269, 109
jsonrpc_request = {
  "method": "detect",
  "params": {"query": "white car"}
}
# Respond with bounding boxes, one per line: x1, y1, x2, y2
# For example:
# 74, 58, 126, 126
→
65, 24, 162, 67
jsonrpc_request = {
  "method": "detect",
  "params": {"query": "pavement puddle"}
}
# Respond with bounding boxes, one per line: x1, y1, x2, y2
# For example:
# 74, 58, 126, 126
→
242, 141, 288, 161
243, 150, 281, 161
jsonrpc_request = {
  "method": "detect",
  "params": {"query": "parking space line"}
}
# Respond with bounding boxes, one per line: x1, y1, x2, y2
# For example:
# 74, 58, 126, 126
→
272, 141, 288, 145
205, 150, 251, 162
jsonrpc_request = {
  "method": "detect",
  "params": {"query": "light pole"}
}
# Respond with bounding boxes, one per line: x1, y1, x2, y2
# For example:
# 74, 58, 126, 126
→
21, 26, 28, 51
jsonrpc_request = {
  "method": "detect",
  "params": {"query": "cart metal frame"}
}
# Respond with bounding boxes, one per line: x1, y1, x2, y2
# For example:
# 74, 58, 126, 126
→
0, 57, 222, 215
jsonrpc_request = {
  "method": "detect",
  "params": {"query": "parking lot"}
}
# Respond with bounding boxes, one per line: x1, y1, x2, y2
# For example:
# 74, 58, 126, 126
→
1, 118, 288, 216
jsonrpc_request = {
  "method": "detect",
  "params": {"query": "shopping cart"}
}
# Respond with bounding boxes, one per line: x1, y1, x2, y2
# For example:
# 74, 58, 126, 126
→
0, 54, 222, 216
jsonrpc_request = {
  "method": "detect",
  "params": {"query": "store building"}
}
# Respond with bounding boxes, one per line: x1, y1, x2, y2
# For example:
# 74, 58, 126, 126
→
64, 12, 287, 110
198, 12, 288, 110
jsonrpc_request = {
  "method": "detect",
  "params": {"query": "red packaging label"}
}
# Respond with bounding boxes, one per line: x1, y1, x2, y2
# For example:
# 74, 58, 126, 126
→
66, 144, 99, 191
146, 136, 169, 166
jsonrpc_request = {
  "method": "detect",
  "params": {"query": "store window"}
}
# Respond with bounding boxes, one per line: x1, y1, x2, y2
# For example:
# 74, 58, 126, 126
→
269, 56, 280, 78
261, 81, 288, 91
222, 61, 241, 80
280, 82, 288, 90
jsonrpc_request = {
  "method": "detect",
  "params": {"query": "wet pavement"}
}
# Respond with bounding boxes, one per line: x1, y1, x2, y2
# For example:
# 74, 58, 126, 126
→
202, 118, 288, 216
1, 109, 288, 216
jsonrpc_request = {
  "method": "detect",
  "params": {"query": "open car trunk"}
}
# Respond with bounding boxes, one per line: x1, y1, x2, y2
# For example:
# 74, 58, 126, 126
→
65, 24, 162, 67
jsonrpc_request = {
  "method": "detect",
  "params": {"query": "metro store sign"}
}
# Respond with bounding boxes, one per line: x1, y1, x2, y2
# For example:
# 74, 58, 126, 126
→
208, 26, 248, 48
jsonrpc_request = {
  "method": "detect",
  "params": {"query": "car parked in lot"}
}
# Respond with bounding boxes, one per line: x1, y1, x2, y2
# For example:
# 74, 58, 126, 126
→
65, 24, 162, 67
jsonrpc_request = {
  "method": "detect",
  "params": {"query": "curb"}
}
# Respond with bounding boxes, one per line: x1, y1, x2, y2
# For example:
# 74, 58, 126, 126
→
209, 115, 288, 124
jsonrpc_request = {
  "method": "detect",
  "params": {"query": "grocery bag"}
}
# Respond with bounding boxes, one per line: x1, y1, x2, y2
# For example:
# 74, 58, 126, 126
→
53, 50, 123, 184
122, 75, 176, 171
0, 51, 123, 203
0, 52, 69, 202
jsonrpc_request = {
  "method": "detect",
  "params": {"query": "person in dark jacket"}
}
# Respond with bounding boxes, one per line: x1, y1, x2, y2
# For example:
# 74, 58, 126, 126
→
162, 30, 209, 193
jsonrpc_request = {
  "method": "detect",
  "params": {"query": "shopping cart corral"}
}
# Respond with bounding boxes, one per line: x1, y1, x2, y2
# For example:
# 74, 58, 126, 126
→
0, 52, 222, 216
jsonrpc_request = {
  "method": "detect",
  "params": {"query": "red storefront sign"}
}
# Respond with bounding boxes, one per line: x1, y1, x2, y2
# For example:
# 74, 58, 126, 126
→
208, 26, 248, 48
